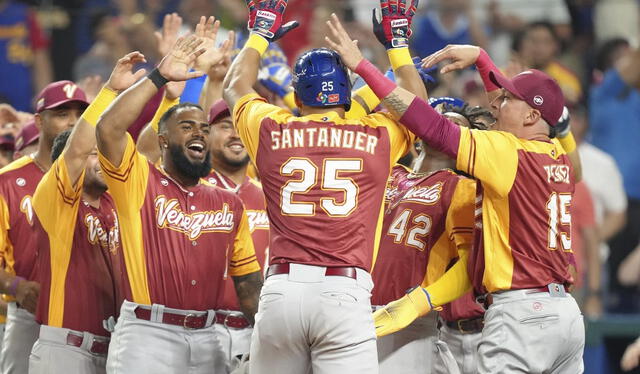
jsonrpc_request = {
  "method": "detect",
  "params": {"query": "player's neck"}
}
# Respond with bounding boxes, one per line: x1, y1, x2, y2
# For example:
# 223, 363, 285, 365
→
82, 186, 104, 208
211, 160, 247, 186
32, 140, 54, 172
300, 105, 346, 118
162, 161, 200, 187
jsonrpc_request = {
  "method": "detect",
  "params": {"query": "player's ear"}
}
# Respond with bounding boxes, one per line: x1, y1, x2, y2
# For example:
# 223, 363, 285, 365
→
524, 108, 541, 126
158, 133, 168, 150
34, 113, 43, 131
294, 92, 302, 109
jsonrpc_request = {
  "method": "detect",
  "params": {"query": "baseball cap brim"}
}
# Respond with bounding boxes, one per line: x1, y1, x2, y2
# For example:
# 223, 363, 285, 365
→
38, 98, 89, 113
489, 71, 525, 101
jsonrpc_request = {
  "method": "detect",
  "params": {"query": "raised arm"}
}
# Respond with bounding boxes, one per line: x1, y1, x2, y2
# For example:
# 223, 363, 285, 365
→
199, 30, 235, 113
65, 52, 147, 184
326, 14, 461, 158
223, 0, 298, 110
96, 35, 205, 167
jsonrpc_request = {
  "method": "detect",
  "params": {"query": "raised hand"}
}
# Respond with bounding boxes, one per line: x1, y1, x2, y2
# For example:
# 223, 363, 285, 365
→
246, 0, 299, 41
194, 16, 232, 73
208, 31, 236, 83
77, 75, 103, 102
155, 13, 183, 57
157, 35, 206, 81
421, 44, 481, 74
106, 51, 148, 92
373, 0, 420, 49
324, 13, 364, 71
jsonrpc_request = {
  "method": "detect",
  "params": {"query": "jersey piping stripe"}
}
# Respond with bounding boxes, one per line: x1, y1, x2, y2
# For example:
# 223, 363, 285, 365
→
99, 151, 137, 182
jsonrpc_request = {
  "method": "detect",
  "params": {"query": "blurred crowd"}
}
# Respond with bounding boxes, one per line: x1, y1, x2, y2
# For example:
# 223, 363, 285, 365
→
0, 0, 639, 371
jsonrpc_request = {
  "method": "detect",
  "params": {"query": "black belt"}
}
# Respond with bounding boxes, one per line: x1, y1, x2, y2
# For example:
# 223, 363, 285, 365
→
443, 317, 484, 334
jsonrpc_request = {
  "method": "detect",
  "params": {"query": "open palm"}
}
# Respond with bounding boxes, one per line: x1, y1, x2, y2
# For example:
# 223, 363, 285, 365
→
194, 16, 231, 73
106, 51, 148, 92
158, 35, 206, 81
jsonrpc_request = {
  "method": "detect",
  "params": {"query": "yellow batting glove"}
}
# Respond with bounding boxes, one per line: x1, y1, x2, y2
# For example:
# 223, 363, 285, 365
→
373, 286, 437, 338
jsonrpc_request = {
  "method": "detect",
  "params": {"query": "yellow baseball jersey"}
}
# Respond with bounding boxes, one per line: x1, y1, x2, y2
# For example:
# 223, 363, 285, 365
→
98, 134, 260, 310
33, 158, 122, 336
233, 93, 414, 271
456, 127, 574, 293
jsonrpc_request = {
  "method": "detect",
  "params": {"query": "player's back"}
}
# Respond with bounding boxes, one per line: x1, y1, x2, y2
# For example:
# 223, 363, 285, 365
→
233, 94, 413, 272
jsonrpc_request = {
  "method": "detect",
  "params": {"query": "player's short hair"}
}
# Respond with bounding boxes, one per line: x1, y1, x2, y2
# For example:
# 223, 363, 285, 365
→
51, 129, 73, 162
595, 38, 629, 72
158, 103, 204, 133
442, 103, 495, 130
512, 20, 558, 52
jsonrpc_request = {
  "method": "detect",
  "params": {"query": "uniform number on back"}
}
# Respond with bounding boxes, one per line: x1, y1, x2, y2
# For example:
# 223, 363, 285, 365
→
387, 209, 432, 251
546, 192, 572, 251
280, 158, 362, 217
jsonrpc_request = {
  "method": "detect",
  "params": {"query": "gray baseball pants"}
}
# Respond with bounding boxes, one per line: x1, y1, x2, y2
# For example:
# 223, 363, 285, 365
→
0, 303, 39, 374
250, 264, 378, 374
433, 322, 481, 374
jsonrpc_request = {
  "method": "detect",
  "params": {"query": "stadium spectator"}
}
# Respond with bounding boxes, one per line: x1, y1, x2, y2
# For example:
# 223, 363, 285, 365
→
0, 0, 52, 111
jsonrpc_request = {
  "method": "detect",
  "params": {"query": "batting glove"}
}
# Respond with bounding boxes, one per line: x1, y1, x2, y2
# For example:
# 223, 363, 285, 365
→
555, 106, 571, 138
246, 0, 299, 42
373, 286, 436, 337
372, 0, 420, 49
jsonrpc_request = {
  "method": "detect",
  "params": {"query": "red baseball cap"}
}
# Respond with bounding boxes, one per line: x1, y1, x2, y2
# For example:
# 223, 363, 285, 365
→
208, 99, 231, 124
14, 120, 39, 152
489, 69, 564, 125
34, 80, 89, 113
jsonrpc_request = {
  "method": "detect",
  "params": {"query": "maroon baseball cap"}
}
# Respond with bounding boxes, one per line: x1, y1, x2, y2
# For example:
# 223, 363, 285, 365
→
14, 120, 39, 152
489, 69, 564, 125
208, 99, 231, 124
34, 80, 89, 113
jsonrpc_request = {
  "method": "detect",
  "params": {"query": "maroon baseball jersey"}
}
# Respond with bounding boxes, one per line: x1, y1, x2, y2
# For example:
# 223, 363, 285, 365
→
207, 171, 269, 310
0, 155, 45, 282
233, 93, 414, 271
371, 166, 475, 306
98, 135, 260, 310
456, 128, 575, 293
33, 158, 123, 336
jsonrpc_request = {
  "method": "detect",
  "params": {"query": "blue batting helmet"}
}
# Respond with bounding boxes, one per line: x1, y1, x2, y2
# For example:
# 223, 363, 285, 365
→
292, 48, 352, 111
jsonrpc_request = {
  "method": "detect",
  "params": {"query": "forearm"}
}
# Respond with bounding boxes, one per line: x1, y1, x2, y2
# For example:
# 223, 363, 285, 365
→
423, 252, 472, 306
618, 244, 640, 286
96, 77, 158, 165
201, 76, 224, 114
601, 211, 626, 241
32, 50, 53, 93
223, 34, 263, 109
388, 48, 427, 101
583, 227, 601, 293
64, 86, 118, 184
475, 49, 502, 103
232, 271, 263, 325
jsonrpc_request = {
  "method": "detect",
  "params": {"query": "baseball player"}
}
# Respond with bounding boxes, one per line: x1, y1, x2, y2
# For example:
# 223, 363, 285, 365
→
223, 1, 425, 372
337, 37, 584, 372
372, 98, 491, 374
0, 80, 88, 374
27, 52, 147, 374
206, 99, 270, 371
95, 34, 262, 373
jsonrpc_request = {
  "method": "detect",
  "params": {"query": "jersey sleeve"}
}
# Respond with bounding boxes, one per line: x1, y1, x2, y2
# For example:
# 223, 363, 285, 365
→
229, 205, 261, 277
360, 112, 415, 165
0, 196, 10, 267
456, 127, 519, 196
446, 178, 476, 251
32, 157, 83, 236
98, 133, 149, 217
232, 93, 292, 161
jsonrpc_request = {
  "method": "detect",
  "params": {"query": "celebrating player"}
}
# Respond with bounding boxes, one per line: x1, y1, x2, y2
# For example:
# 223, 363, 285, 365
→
0, 80, 88, 374
28, 52, 146, 373
326, 17, 584, 372
95, 32, 262, 373
372, 98, 491, 374
223, 0, 425, 372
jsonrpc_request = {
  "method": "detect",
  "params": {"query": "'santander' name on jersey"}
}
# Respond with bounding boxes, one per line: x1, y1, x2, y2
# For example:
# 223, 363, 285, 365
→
154, 196, 235, 240
270, 127, 379, 155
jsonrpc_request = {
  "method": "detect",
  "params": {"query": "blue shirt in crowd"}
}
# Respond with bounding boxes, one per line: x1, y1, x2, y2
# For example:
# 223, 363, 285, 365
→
589, 69, 640, 200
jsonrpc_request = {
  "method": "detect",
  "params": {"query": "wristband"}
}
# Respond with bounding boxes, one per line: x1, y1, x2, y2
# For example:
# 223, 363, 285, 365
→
283, 91, 296, 111
387, 48, 413, 70
148, 69, 169, 89
80, 86, 118, 127
150, 94, 180, 133
8, 276, 24, 297
245, 33, 269, 56
558, 131, 577, 153
476, 49, 501, 92
355, 59, 397, 100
